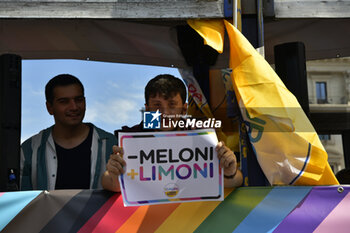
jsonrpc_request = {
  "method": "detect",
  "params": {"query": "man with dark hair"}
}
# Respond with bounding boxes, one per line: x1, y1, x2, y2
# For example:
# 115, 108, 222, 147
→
20, 74, 117, 190
102, 74, 243, 192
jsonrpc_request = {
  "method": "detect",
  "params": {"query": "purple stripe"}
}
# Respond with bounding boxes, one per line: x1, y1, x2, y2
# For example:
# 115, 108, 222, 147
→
273, 186, 350, 233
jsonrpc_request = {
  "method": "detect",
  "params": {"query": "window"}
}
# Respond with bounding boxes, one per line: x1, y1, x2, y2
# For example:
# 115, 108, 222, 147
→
319, 134, 331, 140
316, 82, 327, 104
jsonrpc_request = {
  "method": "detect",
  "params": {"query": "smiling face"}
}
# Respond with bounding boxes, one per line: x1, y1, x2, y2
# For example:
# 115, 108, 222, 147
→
46, 84, 86, 128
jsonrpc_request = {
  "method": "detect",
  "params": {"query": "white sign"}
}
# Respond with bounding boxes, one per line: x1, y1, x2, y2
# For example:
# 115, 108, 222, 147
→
118, 129, 223, 206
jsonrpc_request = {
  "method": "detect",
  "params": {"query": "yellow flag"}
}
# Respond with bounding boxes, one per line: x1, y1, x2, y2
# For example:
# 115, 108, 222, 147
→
188, 19, 338, 185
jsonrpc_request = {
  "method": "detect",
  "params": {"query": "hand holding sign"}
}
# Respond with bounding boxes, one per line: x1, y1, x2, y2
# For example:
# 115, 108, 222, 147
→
107, 146, 126, 176
216, 141, 237, 176
118, 129, 224, 206
216, 141, 243, 188
103, 146, 126, 192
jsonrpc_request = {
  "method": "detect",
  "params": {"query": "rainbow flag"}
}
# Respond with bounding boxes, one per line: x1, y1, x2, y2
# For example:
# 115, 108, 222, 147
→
187, 19, 338, 186
0, 187, 349, 232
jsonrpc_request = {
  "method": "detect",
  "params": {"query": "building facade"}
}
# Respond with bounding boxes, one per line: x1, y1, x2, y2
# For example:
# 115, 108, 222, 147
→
307, 57, 350, 174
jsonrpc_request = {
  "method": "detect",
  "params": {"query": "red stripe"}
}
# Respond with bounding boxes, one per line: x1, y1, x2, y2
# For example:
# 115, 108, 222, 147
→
175, 134, 187, 136
78, 194, 139, 233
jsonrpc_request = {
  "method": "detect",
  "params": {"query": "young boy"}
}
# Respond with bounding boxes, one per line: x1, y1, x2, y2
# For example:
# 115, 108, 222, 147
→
102, 74, 242, 191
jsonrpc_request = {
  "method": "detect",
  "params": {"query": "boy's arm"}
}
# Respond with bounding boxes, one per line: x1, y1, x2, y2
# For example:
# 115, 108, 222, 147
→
216, 141, 243, 188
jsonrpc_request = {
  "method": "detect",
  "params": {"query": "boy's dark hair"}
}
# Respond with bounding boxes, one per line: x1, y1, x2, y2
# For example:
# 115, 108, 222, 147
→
145, 74, 187, 105
45, 74, 84, 103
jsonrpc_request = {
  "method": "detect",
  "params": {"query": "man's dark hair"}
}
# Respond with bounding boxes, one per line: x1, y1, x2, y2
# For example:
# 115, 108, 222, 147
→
145, 74, 187, 105
45, 74, 84, 103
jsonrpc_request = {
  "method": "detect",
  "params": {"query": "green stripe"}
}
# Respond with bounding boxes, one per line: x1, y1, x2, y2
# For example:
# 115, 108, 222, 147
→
195, 187, 273, 233
198, 132, 208, 135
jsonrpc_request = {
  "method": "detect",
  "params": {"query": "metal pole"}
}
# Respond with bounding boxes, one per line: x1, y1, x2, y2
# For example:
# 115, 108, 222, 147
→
256, 0, 265, 57
233, 0, 237, 27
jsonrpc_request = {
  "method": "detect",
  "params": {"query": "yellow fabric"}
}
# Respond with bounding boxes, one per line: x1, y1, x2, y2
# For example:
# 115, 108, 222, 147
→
187, 19, 338, 185
187, 20, 225, 53
184, 1, 243, 151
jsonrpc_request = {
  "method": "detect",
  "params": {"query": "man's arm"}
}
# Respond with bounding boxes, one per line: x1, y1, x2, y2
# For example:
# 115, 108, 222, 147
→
216, 141, 243, 188
20, 141, 34, 190
102, 145, 126, 192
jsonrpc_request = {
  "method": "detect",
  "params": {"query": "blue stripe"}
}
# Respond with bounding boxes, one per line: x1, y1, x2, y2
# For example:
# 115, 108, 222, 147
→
0, 191, 41, 231
289, 143, 311, 185
232, 186, 312, 233
187, 133, 199, 136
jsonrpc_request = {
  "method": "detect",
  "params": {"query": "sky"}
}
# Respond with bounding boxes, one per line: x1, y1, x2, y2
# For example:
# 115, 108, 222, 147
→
21, 59, 180, 142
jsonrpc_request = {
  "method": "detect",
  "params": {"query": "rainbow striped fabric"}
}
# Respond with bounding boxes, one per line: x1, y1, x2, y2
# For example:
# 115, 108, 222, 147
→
0, 186, 349, 232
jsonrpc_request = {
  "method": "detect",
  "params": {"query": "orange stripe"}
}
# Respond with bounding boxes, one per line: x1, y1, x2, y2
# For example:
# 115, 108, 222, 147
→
116, 203, 180, 233
155, 188, 234, 233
